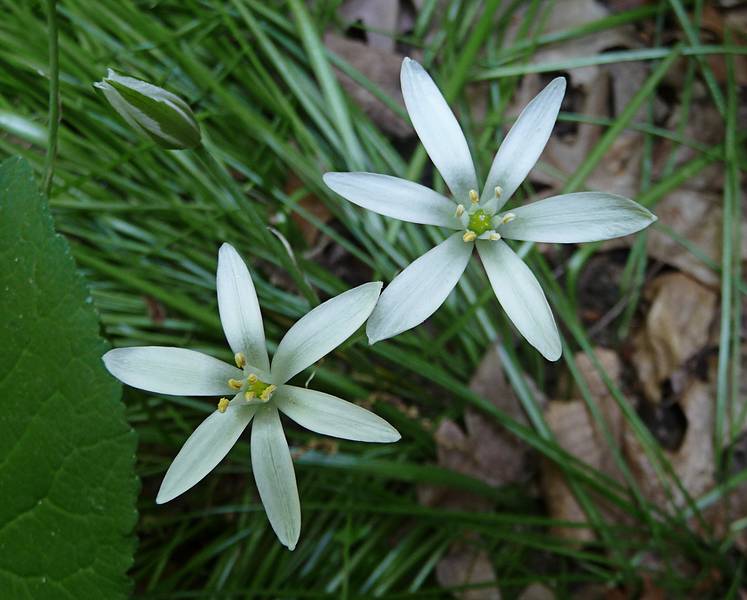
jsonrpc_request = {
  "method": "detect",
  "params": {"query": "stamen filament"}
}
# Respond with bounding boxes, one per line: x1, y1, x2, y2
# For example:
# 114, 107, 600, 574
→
260, 384, 277, 402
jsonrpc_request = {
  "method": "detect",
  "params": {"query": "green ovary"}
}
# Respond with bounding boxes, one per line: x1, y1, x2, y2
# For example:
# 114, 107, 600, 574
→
467, 209, 492, 235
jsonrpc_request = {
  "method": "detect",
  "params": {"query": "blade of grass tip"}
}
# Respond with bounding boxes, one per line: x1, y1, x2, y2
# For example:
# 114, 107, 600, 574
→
387, 0, 504, 243
42, 0, 59, 197
668, 0, 726, 116
288, 0, 365, 170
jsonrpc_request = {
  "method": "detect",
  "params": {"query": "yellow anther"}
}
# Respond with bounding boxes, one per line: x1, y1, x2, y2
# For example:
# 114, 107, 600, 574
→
247, 373, 258, 384
489, 232, 501, 241
469, 189, 479, 205
217, 397, 230, 413
260, 384, 277, 402
463, 231, 477, 242
234, 352, 246, 369
244, 391, 256, 401
455, 204, 465, 218
494, 186, 503, 198
228, 378, 243, 390
500, 212, 516, 224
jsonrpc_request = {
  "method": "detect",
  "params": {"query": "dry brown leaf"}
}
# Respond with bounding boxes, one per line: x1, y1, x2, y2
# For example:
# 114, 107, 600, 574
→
285, 174, 333, 247
632, 273, 717, 402
652, 94, 725, 194
436, 540, 501, 600
501, 1, 647, 199
517, 583, 555, 600
338, 0, 401, 52
324, 33, 409, 137
624, 380, 715, 509
510, 0, 634, 89
542, 348, 625, 542
419, 343, 540, 509
422, 345, 543, 598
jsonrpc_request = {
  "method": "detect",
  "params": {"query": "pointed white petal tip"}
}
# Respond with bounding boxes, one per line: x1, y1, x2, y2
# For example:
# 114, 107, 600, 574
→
549, 76, 567, 93
544, 344, 562, 362
366, 329, 385, 346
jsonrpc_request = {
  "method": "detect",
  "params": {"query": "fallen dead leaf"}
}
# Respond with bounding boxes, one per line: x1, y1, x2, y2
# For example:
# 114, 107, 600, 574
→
624, 380, 715, 509
285, 174, 333, 247
632, 272, 717, 403
436, 541, 501, 600
324, 33, 410, 137
421, 344, 543, 597
517, 583, 555, 600
501, 1, 648, 199
542, 348, 625, 542
338, 0, 401, 52
419, 343, 540, 509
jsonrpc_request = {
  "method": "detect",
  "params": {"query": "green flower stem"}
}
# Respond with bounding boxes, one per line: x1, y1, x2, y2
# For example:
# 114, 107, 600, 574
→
192, 143, 319, 306
42, 0, 59, 197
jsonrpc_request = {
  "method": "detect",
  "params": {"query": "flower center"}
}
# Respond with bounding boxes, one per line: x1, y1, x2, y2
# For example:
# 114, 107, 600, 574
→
457, 188, 506, 243
224, 369, 276, 410
245, 374, 276, 402
468, 209, 492, 235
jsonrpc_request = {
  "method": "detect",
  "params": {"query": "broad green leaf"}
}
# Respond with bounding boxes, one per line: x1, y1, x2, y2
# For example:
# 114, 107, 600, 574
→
0, 157, 137, 599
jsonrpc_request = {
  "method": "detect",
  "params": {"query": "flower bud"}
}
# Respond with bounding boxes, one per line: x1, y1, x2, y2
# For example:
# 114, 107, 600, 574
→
94, 69, 201, 149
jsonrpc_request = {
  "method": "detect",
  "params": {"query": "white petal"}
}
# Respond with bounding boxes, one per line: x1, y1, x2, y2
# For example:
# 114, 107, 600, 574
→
103, 347, 241, 396
156, 403, 256, 503
498, 192, 657, 243
251, 406, 301, 550
323, 172, 461, 228
216, 243, 270, 371
270, 282, 382, 384
367, 232, 472, 343
275, 385, 400, 443
401, 58, 477, 201
477, 241, 561, 361
481, 77, 566, 212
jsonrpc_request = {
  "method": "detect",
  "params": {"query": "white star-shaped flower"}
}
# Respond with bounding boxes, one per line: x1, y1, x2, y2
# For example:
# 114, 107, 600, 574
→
103, 243, 399, 550
324, 58, 656, 361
